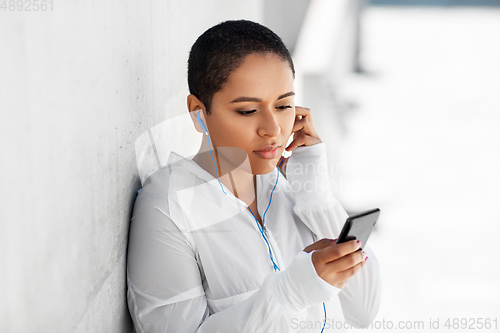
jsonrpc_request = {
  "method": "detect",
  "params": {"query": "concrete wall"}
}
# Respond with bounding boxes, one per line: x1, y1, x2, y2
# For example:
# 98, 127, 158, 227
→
0, 1, 262, 332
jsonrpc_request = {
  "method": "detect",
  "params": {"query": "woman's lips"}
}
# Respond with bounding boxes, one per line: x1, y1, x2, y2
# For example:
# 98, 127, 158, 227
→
253, 145, 281, 159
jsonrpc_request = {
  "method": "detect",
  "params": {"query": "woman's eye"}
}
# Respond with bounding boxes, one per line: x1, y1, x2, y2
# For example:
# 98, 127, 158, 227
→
276, 105, 292, 110
237, 110, 257, 116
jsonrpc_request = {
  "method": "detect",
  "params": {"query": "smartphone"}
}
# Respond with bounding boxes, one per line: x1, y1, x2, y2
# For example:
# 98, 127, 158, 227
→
335, 208, 380, 250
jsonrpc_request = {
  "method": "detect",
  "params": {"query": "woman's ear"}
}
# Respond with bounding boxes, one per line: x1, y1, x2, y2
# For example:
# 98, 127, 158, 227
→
187, 94, 207, 134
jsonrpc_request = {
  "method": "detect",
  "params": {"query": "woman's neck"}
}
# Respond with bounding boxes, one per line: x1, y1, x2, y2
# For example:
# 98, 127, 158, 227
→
192, 140, 257, 207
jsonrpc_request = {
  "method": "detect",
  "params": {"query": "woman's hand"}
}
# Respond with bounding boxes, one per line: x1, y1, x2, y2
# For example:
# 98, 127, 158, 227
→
285, 106, 322, 152
277, 106, 323, 173
303, 238, 368, 289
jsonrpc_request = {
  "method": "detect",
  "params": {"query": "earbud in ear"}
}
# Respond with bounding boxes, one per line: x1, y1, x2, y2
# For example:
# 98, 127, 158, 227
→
196, 109, 208, 135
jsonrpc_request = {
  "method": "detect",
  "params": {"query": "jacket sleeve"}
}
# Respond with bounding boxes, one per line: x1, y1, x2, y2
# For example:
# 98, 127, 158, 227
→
126, 191, 343, 333
285, 143, 382, 328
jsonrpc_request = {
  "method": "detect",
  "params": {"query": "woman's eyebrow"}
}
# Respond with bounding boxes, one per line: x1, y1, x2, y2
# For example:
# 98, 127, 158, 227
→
277, 91, 295, 100
229, 91, 295, 103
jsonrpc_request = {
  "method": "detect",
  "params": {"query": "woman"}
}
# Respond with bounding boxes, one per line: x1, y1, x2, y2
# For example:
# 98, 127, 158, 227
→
127, 19, 381, 332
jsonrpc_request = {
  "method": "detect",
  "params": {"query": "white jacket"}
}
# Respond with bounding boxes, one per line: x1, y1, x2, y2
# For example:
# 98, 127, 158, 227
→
127, 143, 381, 332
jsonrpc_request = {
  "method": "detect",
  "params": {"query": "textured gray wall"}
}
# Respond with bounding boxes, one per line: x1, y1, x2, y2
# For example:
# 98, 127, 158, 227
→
0, 1, 262, 332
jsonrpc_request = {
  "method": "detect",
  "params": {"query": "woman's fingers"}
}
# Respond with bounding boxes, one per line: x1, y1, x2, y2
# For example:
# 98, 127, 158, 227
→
337, 255, 368, 280
286, 106, 322, 151
295, 106, 314, 126
286, 130, 316, 151
290, 114, 312, 134
327, 249, 367, 275
310, 240, 368, 288
313, 239, 362, 265
332, 259, 368, 289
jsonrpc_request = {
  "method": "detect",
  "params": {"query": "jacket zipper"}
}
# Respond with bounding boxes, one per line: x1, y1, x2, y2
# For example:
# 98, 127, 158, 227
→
238, 193, 283, 271
261, 224, 282, 271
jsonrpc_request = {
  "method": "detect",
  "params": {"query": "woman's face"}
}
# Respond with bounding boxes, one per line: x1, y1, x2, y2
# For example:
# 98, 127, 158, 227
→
205, 52, 296, 175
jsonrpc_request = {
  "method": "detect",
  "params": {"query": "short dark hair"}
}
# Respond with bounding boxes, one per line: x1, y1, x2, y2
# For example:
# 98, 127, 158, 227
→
187, 19, 295, 114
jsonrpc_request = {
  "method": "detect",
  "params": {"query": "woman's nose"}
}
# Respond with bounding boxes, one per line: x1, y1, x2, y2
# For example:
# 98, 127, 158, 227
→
257, 108, 281, 137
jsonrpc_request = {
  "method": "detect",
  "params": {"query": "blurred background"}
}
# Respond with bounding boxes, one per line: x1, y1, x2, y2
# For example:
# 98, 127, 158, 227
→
1, 0, 499, 332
